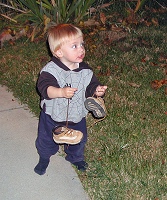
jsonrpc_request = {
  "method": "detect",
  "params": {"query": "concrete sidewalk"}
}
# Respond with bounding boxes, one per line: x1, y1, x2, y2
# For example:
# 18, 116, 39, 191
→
0, 85, 89, 200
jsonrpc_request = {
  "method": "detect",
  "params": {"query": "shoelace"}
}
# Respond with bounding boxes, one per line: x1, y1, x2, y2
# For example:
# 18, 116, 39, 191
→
63, 128, 75, 136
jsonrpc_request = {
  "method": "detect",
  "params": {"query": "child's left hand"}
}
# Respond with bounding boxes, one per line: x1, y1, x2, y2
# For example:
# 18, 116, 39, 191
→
95, 85, 107, 97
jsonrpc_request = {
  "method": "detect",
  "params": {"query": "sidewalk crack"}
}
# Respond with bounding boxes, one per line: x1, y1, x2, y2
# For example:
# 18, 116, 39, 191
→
0, 106, 26, 112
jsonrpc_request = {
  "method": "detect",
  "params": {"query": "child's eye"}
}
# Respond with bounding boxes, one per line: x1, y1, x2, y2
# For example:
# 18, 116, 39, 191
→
72, 45, 77, 49
81, 42, 84, 47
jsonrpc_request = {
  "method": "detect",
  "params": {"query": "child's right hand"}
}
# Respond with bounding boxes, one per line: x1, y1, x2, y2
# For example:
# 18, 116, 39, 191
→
62, 87, 78, 98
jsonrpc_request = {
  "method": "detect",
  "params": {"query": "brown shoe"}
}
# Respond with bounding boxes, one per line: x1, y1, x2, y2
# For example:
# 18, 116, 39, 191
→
53, 126, 83, 145
85, 97, 106, 118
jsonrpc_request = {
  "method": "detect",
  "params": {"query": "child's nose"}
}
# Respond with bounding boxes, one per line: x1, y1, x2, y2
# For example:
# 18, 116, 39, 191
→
79, 46, 84, 52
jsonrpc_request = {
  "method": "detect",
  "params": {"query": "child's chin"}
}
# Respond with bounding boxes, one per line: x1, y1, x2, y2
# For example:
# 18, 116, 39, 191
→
77, 58, 84, 63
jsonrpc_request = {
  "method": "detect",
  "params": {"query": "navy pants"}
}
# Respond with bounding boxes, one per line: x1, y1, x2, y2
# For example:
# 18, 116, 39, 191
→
35, 111, 87, 163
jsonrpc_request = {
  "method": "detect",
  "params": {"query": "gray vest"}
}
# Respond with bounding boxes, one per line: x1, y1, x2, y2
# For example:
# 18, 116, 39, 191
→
40, 61, 93, 123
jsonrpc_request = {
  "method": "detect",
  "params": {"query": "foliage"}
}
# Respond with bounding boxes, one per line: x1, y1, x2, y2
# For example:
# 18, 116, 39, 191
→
0, 0, 96, 40
16, 0, 96, 23
1, 0, 167, 42
1, 0, 166, 41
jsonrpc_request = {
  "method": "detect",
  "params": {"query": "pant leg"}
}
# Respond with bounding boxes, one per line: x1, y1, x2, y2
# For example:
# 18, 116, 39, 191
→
64, 118, 87, 163
35, 111, 59, 159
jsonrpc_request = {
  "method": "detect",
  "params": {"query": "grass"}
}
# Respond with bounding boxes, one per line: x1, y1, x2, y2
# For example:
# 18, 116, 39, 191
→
0, 25, 167, 200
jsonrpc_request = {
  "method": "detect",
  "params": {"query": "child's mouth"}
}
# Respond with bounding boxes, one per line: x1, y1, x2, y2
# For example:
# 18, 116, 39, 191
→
78, 54, 84, 59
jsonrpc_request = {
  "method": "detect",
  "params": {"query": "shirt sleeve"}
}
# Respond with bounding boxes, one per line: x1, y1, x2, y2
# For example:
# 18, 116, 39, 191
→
37, 71, 60, 100
85, 74, 101, 98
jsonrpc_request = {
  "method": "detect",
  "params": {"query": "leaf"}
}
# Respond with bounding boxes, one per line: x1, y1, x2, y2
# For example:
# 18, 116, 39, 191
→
50, 0, 56, 6
97, 66, 102, 70
100, 12, 106, 24
134, 0, 141, 13
0, 28, 14, 47
141, 55, 151, 62
43, 15, 50, 34
84, 19, 99, 26
152, 18, 159, 26
150, 62, 158, 66
151, 80, 167, 90
158, 55, 167, 62
159, 64, 167, 68
89, 7, 96, 13
165, 87, 167, 95
98, 68, 111, 76
98, 3, 112, 9
134, 0, 147, 13
128, 82, 141, 88
124, 9, 138, 25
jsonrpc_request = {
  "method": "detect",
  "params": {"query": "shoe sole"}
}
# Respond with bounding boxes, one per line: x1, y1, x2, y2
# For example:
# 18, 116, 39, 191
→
85, 97, 106, 118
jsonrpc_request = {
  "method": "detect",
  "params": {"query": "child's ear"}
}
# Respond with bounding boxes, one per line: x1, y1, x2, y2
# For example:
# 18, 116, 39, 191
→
54, 49, 63, 57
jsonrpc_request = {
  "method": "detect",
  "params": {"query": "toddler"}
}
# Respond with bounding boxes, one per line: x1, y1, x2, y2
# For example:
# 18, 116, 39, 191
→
34, 24, 107, 175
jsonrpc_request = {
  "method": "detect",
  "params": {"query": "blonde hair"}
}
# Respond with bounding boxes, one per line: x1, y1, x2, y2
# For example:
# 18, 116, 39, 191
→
47, 24, 83, 55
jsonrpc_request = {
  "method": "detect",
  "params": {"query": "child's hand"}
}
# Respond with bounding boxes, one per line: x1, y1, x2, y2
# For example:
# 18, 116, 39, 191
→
94, 85, 107, 97
62, 87, 78, 98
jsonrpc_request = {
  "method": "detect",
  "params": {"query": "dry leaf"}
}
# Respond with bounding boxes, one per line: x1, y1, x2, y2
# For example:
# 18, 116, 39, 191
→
151, 79, 167, 90
88, 7, 96, 13
97, 66, 102, 70
100, 12, 106, 24
84, 19, 99, 26
97, 67, 111, 76
152, 18, 159, 26
141, 55, 150, 62
0, 28, 14, 48
98, 3, 112, 9
143, 20, 152, 27
124, 9, 138, 25
134, 0, 141, 13
129, 82, 141, 88
165, 87, 167, 95
160, 63, 167, 68
158, 55, 167, 62
150, 62, 158, 66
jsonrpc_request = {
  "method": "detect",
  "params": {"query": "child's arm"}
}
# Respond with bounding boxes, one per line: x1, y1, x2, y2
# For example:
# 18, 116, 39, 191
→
47, 86, 77, 99
37, 71, 77, 99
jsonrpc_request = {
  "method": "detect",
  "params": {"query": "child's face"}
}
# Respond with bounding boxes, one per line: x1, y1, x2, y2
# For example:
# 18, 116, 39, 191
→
56, 36, 85, 66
